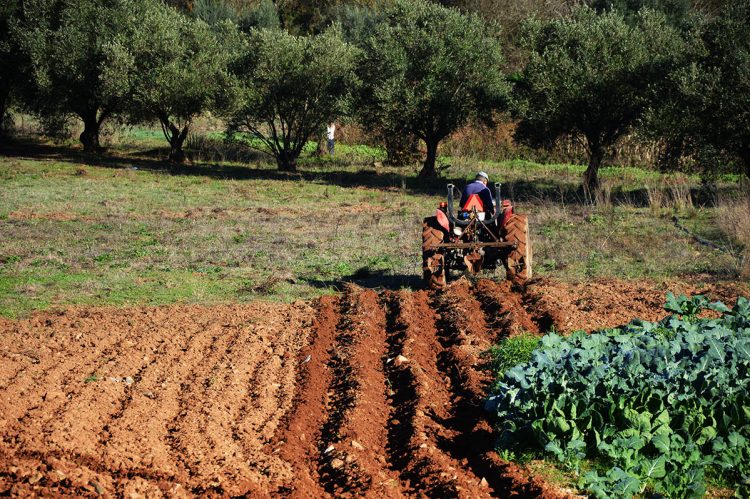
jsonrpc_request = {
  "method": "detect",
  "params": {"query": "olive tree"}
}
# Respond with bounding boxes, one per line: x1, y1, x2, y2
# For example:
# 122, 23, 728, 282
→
0, 0, 22, 134
112, 2, 239, 162
14, 0, 136, 151
227, 28, 358, 171
646, 1, 750, 178
514, 7, 688, 193
357, 0, 509, 177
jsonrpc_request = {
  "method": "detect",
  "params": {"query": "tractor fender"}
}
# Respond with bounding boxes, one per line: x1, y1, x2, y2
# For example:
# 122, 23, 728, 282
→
436, 209, 450, 232
500, 201, 514, 228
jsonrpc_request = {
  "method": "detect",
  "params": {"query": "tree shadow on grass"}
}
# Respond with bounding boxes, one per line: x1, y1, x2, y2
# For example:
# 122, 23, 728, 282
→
0, 137, 731, 207
298, 269, 424, 292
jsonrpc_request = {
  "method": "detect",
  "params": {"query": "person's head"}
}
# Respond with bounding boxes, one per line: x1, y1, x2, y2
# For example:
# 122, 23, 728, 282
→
475, 171, 489, 185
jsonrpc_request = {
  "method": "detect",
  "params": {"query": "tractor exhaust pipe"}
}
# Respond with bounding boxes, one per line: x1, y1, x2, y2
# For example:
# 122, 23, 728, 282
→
447, 183, 456, 222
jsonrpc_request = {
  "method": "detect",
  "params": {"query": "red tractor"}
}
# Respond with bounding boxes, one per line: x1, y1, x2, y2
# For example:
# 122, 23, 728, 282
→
421, 182, 532, 288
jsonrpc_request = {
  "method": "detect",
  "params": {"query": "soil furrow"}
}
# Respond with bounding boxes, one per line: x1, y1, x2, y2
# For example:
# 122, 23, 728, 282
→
381, 290, 466, 496
5, 325, 141, 460
164, 319, 245, 495
473, 280, 540, 340
328, 288, 404, 498
0, 310, 133, 426
213, 303, 313, 496
317, 286, 385, 495
2, 447, 177, 489
274, 296, 338, 497
101, 312, 218, 482
171, 322, 255, 495
41, 317, 165, 462
432, 283, 567, 498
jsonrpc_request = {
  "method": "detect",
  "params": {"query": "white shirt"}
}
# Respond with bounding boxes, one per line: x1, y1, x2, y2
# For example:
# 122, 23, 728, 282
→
327, 124, 335, 140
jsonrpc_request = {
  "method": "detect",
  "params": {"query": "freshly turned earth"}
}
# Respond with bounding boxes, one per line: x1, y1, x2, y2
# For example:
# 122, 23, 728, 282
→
0, 277, 744, 497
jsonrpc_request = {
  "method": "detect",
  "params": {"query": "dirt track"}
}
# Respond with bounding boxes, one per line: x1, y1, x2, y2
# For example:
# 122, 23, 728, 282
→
0, 278, 745, 497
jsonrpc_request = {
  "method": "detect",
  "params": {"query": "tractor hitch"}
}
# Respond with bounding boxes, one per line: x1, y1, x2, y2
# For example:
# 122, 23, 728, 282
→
431, 241, 517, 250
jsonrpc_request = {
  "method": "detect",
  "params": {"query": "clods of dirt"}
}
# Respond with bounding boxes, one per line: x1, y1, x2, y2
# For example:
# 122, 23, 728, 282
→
0, 277, 746, 497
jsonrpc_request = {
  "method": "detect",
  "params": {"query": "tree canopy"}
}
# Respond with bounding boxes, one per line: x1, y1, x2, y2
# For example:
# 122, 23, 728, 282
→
0, 0, 22, 134
357, 0, 509, 177
646, 0, 750, 178
111, 1, 240, 162
513, 7, 688, 193
2, 0, 745, 182
227, 28, 359, 171
14, 0, 139, 151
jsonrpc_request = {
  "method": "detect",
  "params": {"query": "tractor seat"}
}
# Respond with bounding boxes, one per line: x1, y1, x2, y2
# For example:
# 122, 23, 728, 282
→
461, 194, 486, 220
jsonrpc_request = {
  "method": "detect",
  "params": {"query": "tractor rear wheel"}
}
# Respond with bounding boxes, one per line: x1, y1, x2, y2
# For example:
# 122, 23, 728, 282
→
422, 217, 447, 289
503, 214, 532, 281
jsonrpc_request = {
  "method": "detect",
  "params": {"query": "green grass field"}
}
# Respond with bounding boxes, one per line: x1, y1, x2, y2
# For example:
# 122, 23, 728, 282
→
0, 134, 746, 317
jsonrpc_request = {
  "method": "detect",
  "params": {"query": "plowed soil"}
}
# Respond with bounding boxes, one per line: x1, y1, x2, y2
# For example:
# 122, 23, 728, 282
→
0, 277, 746, 497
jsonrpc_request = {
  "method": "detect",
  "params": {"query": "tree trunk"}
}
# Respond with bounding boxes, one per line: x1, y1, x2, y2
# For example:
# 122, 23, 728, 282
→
583, 145, 604, 197
277, 151, 297, 171
0, 84, 10, 137
169, 142, 186, 163
314, 129, 327, 157
79, 110, 101, 152
419, 138, 439, 178
168, 124, 190, 163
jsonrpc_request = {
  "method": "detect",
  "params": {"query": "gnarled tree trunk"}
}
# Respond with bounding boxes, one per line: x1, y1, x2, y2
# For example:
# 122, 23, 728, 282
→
79, 109, 102, 152
583, 143, 604, 198
276, 150, 297, 171
159, 115, 190, 163
419, 137, 439, 178
168, 125, 189, 163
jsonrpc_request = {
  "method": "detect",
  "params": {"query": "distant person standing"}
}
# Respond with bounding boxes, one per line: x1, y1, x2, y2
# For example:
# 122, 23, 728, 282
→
327, 123, 336, 156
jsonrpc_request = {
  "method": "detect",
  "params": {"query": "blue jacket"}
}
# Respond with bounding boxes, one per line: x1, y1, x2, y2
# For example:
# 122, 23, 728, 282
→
459, 180, 494, 214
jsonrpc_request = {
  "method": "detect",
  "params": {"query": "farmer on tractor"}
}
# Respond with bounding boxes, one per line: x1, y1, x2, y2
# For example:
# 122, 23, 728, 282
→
459, 171, 495, 216
421, 170, 532, 288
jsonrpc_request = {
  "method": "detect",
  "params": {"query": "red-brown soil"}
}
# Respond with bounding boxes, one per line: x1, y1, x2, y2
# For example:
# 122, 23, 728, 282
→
526, 277, 746, 333
0, 277, 746, 497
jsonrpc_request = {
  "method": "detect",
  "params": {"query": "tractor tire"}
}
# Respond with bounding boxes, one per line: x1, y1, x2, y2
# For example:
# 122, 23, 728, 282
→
503, 214, 532, 281
423, 252, 447, 289
422, 216, 444, 251
422, 217, 447, 289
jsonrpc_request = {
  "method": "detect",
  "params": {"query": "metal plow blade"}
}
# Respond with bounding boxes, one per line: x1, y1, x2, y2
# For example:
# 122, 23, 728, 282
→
463, 251, 483, 274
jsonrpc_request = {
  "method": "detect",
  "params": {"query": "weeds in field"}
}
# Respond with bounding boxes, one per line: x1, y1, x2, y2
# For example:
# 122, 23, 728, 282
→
487, 332, 540, 380
185, 133, 264, 164
0, 139, 745, 316
715, 194, 750, 276
645, 183, 666, 216
593, 181, 613, 209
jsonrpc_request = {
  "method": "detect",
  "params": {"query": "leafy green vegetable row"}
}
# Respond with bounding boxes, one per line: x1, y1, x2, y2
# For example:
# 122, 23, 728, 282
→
485, 293, 750, 498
